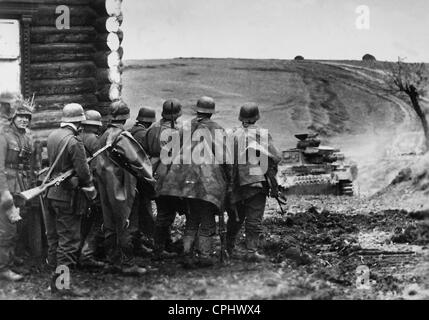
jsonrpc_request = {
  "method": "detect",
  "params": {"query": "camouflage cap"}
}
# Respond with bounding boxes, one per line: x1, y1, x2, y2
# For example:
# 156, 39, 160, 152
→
110, 100, 130, 121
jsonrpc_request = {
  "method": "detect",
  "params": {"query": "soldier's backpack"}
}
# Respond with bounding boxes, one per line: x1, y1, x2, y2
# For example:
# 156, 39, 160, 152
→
109, 131, 156, 198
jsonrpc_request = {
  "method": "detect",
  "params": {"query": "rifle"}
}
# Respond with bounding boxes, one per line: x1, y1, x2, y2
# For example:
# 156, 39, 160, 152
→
218, 211, 229, 264
19, 143, 112, 202
170, 101, 175, 129
265, 174, 287, 215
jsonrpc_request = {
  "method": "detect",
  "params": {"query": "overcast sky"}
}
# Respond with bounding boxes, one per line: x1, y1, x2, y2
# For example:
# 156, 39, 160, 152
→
121, 0, 429, 62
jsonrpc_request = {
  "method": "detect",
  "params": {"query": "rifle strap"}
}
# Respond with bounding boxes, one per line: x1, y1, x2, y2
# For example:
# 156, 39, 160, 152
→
42, 135, 73, 186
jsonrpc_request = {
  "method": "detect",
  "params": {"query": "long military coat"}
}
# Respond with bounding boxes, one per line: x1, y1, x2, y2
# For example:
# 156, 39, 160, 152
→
157, 117, 231, 211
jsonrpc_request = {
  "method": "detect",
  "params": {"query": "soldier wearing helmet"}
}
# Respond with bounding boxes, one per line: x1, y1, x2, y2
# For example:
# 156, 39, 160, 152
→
78, 110, 106, 269
131, 107, 156, 145
45, 103, 96, 296
95, 101, 146, 275
156, 96, 232, 268
141, 99, 184, 260
128, 107, 156, 257
0, 94, 37, 282
226, 103, 281, 262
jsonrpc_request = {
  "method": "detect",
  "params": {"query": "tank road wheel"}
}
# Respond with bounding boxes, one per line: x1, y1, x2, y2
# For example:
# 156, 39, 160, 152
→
339, 180, 354, 196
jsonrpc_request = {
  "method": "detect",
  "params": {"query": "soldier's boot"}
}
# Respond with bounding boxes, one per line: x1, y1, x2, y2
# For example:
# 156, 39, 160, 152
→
0, 269, 24, 282
49, 272, 89, 297
226, 231, 238, 256
196, 236, 215, 268
78, 257, 106, 270
121, 265, 147, 276
245, 236, 266, 262
79, 244, 106, 270
12, 255, 25, 267
165, 234, 182, 254
226, 216, 242, 257
132, 235, 153, 257
153, 227, 177, 260
134, 244, 153, 257
120, 251, 148, 276
182, 235, 197, 269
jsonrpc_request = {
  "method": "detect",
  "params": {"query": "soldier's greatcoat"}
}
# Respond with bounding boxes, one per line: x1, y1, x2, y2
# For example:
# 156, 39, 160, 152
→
96, 123, 137, 217
130, 123, 150, 146
142, 119, 180, 182
156, 117, 231, 211
231, 123, 281, 203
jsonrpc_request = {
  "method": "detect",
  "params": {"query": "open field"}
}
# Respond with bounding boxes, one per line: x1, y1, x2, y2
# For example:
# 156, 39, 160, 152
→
2, 58, 428, 300
122, 58, 427, 195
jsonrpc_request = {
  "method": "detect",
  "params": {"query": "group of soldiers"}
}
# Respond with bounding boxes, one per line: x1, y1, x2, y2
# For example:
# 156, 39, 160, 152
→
0, 93, 280, 296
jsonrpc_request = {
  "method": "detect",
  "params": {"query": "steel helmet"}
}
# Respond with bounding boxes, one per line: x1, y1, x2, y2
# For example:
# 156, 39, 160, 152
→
239, 102, 260, 122
82, 110, 102, 127
61, 103, 86, 123
13, 105, 33, 121
136, 107, 156, 123
162, 99, 182, 120
9, 96, 33, 120
110, 100, 130, 121
194, 96, 215, 114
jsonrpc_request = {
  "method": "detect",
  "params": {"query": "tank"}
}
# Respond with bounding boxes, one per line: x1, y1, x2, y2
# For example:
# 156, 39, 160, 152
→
277, 133, 358, 196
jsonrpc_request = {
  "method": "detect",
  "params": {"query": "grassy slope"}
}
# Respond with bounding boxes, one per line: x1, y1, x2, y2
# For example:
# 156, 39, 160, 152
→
122, 58, 414, 151
123, 58, 429, 195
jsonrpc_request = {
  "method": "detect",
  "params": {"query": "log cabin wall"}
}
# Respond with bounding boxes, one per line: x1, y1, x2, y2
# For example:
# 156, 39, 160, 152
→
0, 0, 125, 139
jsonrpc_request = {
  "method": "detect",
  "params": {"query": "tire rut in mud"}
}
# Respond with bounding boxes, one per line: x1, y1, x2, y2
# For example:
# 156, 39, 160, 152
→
261, 207, 428, 298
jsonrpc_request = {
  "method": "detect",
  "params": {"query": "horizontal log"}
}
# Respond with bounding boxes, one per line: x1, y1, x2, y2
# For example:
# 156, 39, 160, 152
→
31, 110, 62, 130
91, 0, 122, 17
31, 44, 95, 62
94, 31, 123, 51
31, 78, 97, 95
96, 67, 122, 85
96, 83, 122, 102
32, 5, 97, 27
30, 128, 54, 142
94, 15, 123, 33
96, 68, 111, 85
31, 26, 96, 44
93, 48, 124, 68
34, 94, 98, 111
30, 61, 96, 80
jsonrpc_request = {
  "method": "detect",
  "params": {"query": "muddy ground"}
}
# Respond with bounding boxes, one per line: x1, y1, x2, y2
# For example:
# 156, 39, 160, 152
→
1, 195, 428, 300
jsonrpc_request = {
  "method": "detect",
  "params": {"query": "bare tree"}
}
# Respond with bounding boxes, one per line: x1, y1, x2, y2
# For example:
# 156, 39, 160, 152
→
386, 58, 429, 151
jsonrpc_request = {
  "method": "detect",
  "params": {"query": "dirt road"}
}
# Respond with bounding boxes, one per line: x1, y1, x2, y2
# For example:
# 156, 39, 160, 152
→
1, 195, 427, 300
